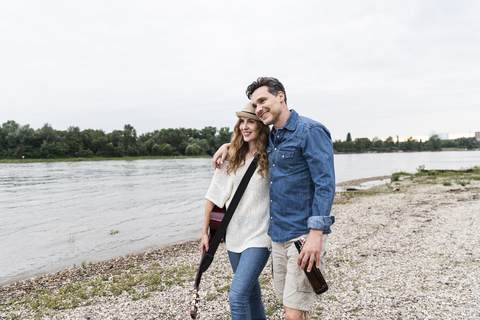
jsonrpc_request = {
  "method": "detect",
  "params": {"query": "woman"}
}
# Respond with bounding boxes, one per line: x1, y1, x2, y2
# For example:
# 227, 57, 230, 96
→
200, 101, 271, 320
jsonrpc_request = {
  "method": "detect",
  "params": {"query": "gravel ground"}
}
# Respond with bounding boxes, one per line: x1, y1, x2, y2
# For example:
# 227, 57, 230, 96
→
1, 175, 479, 319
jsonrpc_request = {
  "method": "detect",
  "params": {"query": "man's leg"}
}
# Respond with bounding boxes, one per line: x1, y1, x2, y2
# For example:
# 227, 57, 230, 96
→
272, 234, 329, 320
271, 241, 288, 301
284, 306, 309, 320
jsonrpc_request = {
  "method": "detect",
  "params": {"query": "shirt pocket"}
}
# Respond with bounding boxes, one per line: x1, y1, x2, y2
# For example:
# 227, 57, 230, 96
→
277, 149, 295, 174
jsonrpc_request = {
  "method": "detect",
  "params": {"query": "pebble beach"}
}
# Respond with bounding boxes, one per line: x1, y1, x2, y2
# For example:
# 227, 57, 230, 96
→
1, 173, 479, 319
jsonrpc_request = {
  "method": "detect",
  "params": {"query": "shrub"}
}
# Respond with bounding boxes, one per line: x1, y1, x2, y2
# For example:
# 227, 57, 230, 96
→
455, 179, 470, 186
391, 172, 401, 181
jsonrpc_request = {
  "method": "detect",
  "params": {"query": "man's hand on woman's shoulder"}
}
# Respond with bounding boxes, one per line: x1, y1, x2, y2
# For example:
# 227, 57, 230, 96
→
212, 143, 231, 169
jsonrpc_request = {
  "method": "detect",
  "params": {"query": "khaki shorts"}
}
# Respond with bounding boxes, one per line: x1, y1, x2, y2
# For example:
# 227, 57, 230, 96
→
271, 233, 328, 312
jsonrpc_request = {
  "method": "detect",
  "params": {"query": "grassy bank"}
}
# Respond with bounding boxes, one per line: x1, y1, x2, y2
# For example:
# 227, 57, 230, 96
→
0, 155, 211, 164
334, 165, 479, 205
334, 148, 479, 154
441, 147, 471, 151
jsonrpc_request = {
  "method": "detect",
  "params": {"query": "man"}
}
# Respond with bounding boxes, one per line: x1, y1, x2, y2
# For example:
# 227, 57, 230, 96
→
213, 77, 335, 320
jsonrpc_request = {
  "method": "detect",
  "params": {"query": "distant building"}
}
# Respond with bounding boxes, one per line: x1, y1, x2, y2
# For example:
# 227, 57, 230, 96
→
476, 132, 480, 141
429, 132, 449, 140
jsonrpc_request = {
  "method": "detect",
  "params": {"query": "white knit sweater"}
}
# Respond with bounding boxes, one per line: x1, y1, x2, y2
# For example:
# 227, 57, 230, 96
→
205, 158, 271, 253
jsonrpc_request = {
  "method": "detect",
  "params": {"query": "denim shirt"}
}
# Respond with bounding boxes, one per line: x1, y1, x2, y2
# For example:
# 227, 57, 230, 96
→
266, 109, 335, 242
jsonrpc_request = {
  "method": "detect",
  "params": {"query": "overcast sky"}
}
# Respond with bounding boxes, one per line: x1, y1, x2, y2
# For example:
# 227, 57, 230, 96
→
1, 0, 479, 141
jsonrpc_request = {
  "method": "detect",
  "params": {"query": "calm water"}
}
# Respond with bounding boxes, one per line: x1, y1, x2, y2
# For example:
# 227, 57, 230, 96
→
0, 151, 478, 285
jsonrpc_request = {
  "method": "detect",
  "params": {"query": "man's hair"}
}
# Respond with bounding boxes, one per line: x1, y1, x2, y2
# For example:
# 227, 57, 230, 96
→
246, 77, 287, 105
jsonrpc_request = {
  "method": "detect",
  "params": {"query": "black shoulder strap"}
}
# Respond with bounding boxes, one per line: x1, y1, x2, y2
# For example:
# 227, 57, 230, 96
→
199, 158, 258, 273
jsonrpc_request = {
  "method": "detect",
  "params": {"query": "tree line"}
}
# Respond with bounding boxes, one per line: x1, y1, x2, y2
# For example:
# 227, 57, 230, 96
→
1, 121, 479, 159
0, 120, 233, 159
333, 132, 479, 152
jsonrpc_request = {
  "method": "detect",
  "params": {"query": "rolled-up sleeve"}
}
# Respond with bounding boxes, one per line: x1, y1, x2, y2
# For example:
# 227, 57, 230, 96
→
205, 163, 233, 209
302, 125, 336, 231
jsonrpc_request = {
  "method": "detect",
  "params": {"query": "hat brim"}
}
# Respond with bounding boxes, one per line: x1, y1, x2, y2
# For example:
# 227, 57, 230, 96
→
236, 111, 261, 121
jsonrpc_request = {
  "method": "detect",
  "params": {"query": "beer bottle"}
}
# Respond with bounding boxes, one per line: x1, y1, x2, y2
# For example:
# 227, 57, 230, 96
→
294, 237, 328, 294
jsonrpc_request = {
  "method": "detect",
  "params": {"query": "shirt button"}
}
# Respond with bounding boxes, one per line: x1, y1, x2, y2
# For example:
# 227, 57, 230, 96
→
277, 135, 279, 138
273, 164, 275, 166
270, 181, 272, 184
270, 217, 273, 220
282, 155, 284, 158
274, 148, 277, 150
270, 200, 272, 202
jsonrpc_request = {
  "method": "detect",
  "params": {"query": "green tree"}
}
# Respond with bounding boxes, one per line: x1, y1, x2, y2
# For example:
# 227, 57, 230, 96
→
123, 124, 137, 150
111, 130, 123, 147
198, 139, 210, 154
158, 128, 186, 151
54, 142, 70, 157
201, 126, 217, 141
66, 126, 83, 156
83, 149, 94, 158
216, 127, 232, 148
39, 123, 59, 143
455, 137, 478, 150
403, 137, 417, 150
354, 138, 371, 150
151, 144, 162, 155
139, 143, 148, 156
81, 129, 96, 151
92, 135, 108, 155
441, 140, 457, 148
2, 120, 20, 134
103, 143, 115, 157
333, 140, 345, 152
144, 139, 156, 154
384, 136, 395, 148
185, 143, 204, 155
466, 138, 477, 150
114, 146, 125, 157
372, 137, 383, 149
161, 143, 174, 156
40, 141, 55, 158
126, 145, 140, 156
427, 135, 442, 150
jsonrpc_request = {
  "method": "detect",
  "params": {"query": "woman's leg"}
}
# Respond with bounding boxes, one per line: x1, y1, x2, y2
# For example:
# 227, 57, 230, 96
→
227, 247, 271, 320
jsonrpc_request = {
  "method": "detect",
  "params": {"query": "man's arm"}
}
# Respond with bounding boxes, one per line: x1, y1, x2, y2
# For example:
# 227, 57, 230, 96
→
296, 125, 336, 272
212, 143, 231, 169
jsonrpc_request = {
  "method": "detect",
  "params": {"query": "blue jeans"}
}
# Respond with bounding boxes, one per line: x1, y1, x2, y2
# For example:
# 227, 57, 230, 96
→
227, 247, 271, 320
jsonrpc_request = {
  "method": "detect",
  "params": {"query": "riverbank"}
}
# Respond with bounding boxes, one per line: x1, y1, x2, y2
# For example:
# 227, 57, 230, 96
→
1, 173, 479, 319
3, 148, 479, 163
0, 155, 211, 164
334, 149, 480, 154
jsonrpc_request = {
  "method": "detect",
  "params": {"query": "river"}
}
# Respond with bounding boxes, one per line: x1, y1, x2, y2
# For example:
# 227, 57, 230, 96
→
0, 151, 478, 285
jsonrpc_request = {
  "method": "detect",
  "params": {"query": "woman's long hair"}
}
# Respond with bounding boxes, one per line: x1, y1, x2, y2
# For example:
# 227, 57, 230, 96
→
226, 118, 270, 179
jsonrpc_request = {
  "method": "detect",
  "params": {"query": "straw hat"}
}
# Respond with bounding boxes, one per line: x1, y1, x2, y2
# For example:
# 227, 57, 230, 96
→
235, 101, 261, 121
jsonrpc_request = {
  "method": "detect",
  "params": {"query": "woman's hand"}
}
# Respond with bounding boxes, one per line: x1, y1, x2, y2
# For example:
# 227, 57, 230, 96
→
200, 233, 210, 253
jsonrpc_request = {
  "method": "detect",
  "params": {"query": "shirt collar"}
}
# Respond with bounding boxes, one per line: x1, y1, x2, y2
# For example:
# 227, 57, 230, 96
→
276, 109, 298, 132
